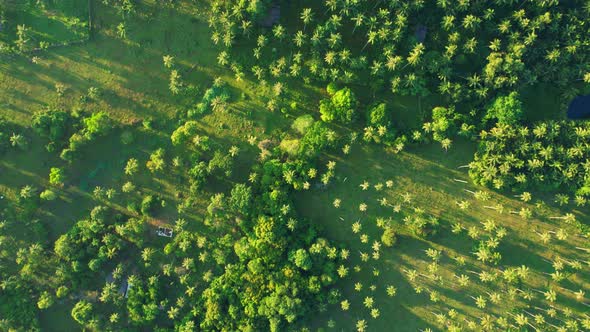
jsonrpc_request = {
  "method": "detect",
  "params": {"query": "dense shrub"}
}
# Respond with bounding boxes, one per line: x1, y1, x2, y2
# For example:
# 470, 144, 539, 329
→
319, 87, 357, 123
60, 112, 113, 162
484, 92, 523, 126
32, 108, 74, 147
140, 195, 157, 216
188, 81, 230, 117
298, 122, 336, 158
381, 227, 397, 247
291, 115, 314, 135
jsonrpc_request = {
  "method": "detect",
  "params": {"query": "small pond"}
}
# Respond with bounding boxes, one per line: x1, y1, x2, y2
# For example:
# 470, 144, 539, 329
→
567, 94, 590, 119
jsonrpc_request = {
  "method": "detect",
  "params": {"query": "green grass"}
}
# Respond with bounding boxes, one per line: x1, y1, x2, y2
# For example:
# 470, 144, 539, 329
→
1, 1, 588, 331
294, 141, 589, 331
0, 1, 88, 46
520, 83, 567, 122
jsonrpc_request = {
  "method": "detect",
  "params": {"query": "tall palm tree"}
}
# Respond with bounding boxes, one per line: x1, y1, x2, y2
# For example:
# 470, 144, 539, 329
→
356, 319, 367, 332
10, 133, 26, 150
300, 8, 313, 31
293, 31, 306, 47
117, 23, 127, 39
351, 13, 365, 33
361, 30, 378, 52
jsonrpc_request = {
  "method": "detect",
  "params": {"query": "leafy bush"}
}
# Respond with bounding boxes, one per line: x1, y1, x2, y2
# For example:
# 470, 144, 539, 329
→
31, 108, 74, 146
188, 82, 230, 117
381, 227, 397, 247
279, 138, 300, 156
326, 82, 339, 95
319, 87, 357, 123
298, 122, 336, 158
291, 115, 314, 135
484, 92, 523, 126
140, 195, 157, 216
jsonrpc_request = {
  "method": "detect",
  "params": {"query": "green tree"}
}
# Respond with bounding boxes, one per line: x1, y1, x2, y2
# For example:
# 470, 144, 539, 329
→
125, 158, 139, 176
290, 249, 312, 271
71, 300, 93, 326
298, 122, 336, 158
49, 167, 65, 187
40, 189, 57, 201
171, 121, 199, 146
37, 292, 54, 310
381, 227, 397, 247
31, 108, 73, 145
141, 195, 157, 216
15, 24, 30, 53
367, 103, 389, 127
83, 112, 112, 139
146, 149, 166, 173
484, 92, 523, 126
117, 22, 126, 39
163, 55, 174, 68
430, 106, 461, 142
10, 133, 27, 150
169, 70, 182, 95
320, 87, 357, 123
229, 183, 252, 214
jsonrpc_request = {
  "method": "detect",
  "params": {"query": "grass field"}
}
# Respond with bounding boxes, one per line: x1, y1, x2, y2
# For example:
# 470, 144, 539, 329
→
0, 0, 89, 46
1, 1, 588, 331
295, 141, 589, 331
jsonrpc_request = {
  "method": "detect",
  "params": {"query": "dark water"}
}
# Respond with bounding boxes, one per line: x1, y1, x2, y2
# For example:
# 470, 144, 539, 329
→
568, 95, 590, 119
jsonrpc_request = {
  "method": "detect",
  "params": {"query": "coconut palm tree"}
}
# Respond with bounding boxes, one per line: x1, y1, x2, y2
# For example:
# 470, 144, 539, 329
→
386, 285, 397, 297
300, 8, 313, 31
163, 55, 174, 68
340, 299, 350, 311
141, 247, 155, 266
10, 133, 27, 150
240, 20, 252, 37
361, 30, 378, 52
117, 23, 127, 39
356, 319, 367, 332
293, 31, 306, 48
